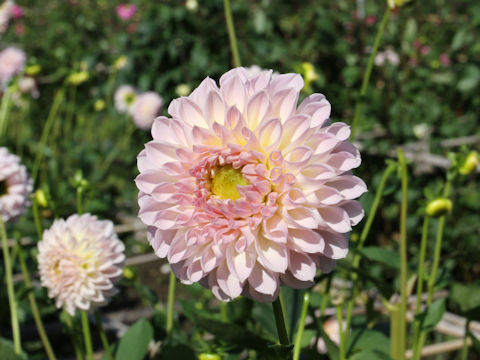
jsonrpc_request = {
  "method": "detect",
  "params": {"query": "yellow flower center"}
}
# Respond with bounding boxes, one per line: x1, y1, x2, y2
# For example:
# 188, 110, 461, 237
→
211, 165, 248, 201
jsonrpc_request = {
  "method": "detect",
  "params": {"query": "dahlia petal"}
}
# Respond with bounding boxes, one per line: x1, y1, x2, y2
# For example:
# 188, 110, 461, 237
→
262, 214, 288, 243
247, 70, 273, 94
179, 97, 208, 128
189, 77, 218, 107
297, 93, 331, 127
284, 206, 321, 229
217, 261, 243, 299
226, 246, 255, 282
246, 90, 270, 130
204, 90, 226, 125
270, 73, 304, 93
280, 271, 315, 289
289, 228, 325, 254
208, 271, 232, 302
313, 254, 337, 273
167, 236, 188, 264
318, 230, 348, 259
255, 232, 288, 273
339, 200, 365, 226
325, 176, 367, 199
221, 75, 248, 113
248, 262, 279, 295
305, 186, 344, 206
246, 283, 280, 302
288, 251, 316, 281
201, 246, 220, 273
324, 122, 351, 141
279, 114, 311, 150
318, 206, 352, 233
258, 118, 283, 149
271, 88, 299, 122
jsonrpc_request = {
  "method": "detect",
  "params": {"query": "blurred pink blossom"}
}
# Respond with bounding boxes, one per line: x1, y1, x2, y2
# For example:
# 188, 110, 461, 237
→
413, 39, 421, 50
11, 4, 22, 19
116, 4, 137, 20
131, 91, 163, 130
14, 22, 23, 35
420, 45, 431, 56
439, 53, 450, 66
0, 46, 26, 85
135, 67, 366, 302
365, 15, 376, 26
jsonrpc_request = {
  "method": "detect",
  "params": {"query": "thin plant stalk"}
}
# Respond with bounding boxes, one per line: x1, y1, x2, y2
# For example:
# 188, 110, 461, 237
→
0, 218, 22, 355
0, 84, 14, 137
31, 196, 43, 239
461, 320, 469, 360
76, 188, 83, 215
272, 297, 289, 346
350, 6, 392, 141
94, 310, 114, 360
220, 302, 228, 322
63, 311, 83, 360
414, 180, 452, 358
411, 216, 430, 357
390, 304, 401, 359
223, 0, 241, 67
17, 244, 56, 360
279, 288, 290, 339
166, 270, 176, 334
81, 311, 94, 360
396, 149, 409, 360
32, 89, 65, 182
293, 291, 310, 360
336, 305, 346, 360
345, 162, 397, 332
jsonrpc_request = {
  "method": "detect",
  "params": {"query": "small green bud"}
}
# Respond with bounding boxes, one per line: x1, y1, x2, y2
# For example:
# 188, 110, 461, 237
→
198, 354, 221, 360
25, 64, 41, 76
94, 99, 106, 111
387, 0, 413, 9
123, 267, 135, 279
459, 151, 479, 175
66, 71, 89, 86
426, 198, 452, 218
175, 83, 191, 97
34, 189, 48, 208
114, 56, 128, 70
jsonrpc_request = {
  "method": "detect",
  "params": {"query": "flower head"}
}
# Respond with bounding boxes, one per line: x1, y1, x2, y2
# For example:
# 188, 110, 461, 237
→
37, 213, 125, 315
0, 46, 26, 85
131, 92, 163, 130
0, 147, 32, 223
0, 0, 14, 34
136, 67, 366, 302
114, 85, 137, 114
116, 3, 137, 20
11, 4, 22, 19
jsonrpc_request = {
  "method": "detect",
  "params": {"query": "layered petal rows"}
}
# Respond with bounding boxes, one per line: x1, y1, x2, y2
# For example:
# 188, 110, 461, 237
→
37, 214, 125, 315
0, 147, 32, 223
136, 67, 367, 302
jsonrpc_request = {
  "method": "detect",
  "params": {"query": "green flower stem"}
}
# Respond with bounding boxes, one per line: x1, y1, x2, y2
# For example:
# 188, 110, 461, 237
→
81, 311, 94, 360
461, 320, 469, 360
94, 310, 114, 360
293, 291, 310, 360
63, 311, 83, 360
397, 149, 409, 360
166, 269, 176, 334
76, 187, 83, 215
411, 216, 429, 358
0, 218, 22, 355
390, 304, 401, 359
414, 179, 452, 358
0, 84, 14, 137
17, 245, 56, 359
350, 6, 391, 141
345, 162, 397, 332
220, 302, 228, 322
31, 196, 43, 240
223, 0, 241, 67
32, 89, 65, 183
272, 296, 290, 346
279, 288, 290, 339
336, 305, 346, 360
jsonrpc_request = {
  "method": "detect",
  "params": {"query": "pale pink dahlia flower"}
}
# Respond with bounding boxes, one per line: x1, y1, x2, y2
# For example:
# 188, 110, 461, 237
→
0, 46, 25, 85
136, 67, 366, 302
131, 92, 163, 130
37, 214, 125, 315
0, 147, 32, 223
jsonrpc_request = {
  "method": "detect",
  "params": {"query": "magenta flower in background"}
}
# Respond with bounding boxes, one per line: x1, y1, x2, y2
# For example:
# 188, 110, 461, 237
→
11, 4, 22, 19
420, 45, 431, 56
0, 147, 32, 223
135, 68, 366, 302
413, 39, 421, 50
365, 15, 376, 26
37, 214, 125, 315
440, 53, 450, 66
116, 3, 137, 20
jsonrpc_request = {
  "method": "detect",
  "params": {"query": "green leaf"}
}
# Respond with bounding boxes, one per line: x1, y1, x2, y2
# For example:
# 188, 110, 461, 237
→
347, 329, 390, 356
361, 247, 400, 269
457, 66, 480, 93
0, 337, 27, 360
417, 299, 446, 332
451, 282, 480, 317
115, 319, 154, 360
349, 349, 392, 360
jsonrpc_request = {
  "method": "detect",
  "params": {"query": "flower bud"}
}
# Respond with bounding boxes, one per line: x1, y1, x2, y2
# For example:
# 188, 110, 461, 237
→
94, 99, 106, 111
459, 151, 479, 175
66, 71, 89, 86
387, 0, 413, 9
114, 55, 128, 70
175, 83, 191, 97
426, 198, 452, 218
123, 267, 135, 280
34, 189, 48, 208
25, 64, 41, 76
198, 354, 221, 360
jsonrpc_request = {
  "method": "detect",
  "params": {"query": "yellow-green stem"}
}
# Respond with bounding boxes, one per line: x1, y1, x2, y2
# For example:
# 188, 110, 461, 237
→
461, 321, 469, 360
272, 296, 290, 346
397, 149, 409, 360
350, 6, 391, 141
31, 196, 43, 240
390, 304, 401, 359
0, 85, 14, 137
0, 218, 22, 355
17, 244, 56, 360
223, 0, 241, 67
81, 311, 93, 360
220, 302, 228, 322
166, 270, 176, 334
76, 187, 83, 215
345, 162, 397, 332
293, 291, 310, 360
411, 216, 430, 359
32, 89, 65, 182
336, 305, 346, 360
63, 311, 83, 360
94, 310, 114, 360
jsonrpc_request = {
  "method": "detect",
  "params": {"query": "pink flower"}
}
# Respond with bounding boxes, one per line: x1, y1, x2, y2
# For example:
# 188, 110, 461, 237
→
0, 46, 26, 85
0, 147, 32, 223
14, 22, 23, 35
420, 45, 431, 56
116, 3, 137, 21
11, 4, 22, 19
439, 53, 450, 66
131, 92, 163, 130
365, 15, 376, 26
135, 68, 366, 302
38, 214, 125, 315
413, 39, 421, 50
